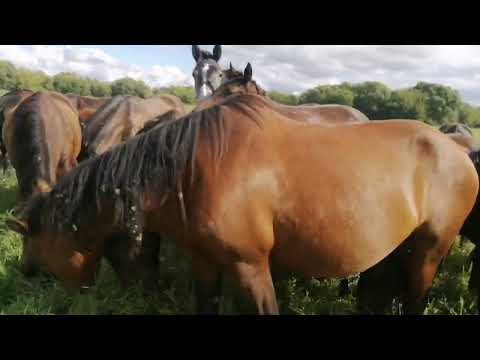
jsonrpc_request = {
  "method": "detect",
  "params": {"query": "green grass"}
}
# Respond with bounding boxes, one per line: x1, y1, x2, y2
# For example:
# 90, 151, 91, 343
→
0, 168, 478, 315
0, 122, 478, 315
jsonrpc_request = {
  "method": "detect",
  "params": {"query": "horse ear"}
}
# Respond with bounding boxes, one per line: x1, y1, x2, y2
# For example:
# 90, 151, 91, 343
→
244, 63, 253, 81
229, 62, 234, 71
213, 45, 222, 62
6, 218, 29, 236
192, 45, 202, 62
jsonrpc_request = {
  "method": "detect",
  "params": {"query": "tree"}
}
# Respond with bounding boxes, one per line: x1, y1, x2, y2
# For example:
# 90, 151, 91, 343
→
16, 68, 53, 91
352, 82, 391, 119
268, 91, 298, 106
111, 78, 152, 98
384, 90, 428, 120
458, 103, 480, 128
52, 72, 92, 96
156, 86, 196, 104
413, 82, 462, 124
299, 84, 355, 106
0, 60, 20, 90
90, 79, 112, 97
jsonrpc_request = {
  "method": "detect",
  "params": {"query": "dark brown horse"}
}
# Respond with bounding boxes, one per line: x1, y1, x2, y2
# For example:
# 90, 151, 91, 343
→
0, 90, 35, 169
196, 63, 369, 125
7, 68, 478, 314
2, 91, 82, 201
80, 94, 186, 160
66, 94, 110, 126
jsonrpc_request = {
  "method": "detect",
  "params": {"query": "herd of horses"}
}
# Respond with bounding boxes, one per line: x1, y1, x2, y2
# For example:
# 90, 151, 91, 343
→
0, 45, 479, 315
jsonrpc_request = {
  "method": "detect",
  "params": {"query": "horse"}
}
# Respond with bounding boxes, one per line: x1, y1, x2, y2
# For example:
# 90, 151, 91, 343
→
196, 62, 369, 125
192, 45, 224, 100
79, 94, 186, 160
353, 130, 480, 314
0, 90, 35, 170
66, 94, 110, 126
6, 65, 478, 315
2, 91, 82, 202
439, 123, 473, 137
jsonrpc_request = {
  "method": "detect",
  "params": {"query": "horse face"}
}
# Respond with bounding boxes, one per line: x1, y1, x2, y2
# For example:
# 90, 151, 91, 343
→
193, 58, 224, 101
7, 219, 99, 292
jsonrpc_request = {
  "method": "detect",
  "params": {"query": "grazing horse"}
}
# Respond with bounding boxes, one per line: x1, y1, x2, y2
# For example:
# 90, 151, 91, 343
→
196, 63, 369, 125
0, 90, 35, 169
6, 66, 478, 315
66, 94, 110, 126
80, 95, 186, 160
3, 91, 82, 201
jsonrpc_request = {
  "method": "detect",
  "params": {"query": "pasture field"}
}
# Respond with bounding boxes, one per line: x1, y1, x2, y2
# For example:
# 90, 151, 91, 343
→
0, 127, 478, 315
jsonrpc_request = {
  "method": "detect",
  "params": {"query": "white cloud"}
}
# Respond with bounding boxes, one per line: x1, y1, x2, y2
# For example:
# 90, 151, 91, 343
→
220, 45, 480, 105
0, 45, 191, 89
2, 45, 480, 105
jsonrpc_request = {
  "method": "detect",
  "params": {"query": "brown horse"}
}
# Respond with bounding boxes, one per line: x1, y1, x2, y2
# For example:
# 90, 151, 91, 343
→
196, 62, 369, 125
354, 130, 480, 314
6, 69, 478, 314
0, 90, 35, 169
3, 91, 82, 201
80, 94, 186, 160
66, 94, 110, 126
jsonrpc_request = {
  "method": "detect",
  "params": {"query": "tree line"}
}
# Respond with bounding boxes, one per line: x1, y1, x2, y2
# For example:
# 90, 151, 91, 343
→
0, 60, 197, 104
2, 59, 479, 127
268, 81, 480, 127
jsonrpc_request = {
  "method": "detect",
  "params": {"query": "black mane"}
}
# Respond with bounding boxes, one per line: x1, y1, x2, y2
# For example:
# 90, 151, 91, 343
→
21, 95, 266, 240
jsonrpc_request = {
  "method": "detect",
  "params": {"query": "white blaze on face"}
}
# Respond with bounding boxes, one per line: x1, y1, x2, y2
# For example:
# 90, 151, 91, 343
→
198, 63, 213, 100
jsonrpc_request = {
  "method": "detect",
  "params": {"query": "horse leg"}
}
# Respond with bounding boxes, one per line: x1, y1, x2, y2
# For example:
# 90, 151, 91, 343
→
191, 255, 223, 315
403, 229, 457, 315
230, 260, 279, 315
468, 245, 480, 314
356, 250, 405, 315
338, 279, 350, 297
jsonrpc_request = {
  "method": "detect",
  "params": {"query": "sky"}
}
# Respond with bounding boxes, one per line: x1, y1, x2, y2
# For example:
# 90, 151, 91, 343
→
1, 45, 480, 105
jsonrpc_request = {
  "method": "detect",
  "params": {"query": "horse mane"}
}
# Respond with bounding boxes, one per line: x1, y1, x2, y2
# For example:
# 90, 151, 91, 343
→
215, 74, 267, 98
20, 94, 266, 240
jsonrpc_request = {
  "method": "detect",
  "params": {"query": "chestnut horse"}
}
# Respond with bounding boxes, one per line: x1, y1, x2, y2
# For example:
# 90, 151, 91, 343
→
66, 94, 110, 126
2, 91, 81, 201
0, 90, 35, 169
80, 94, 186, 160
7, 74, 478, 314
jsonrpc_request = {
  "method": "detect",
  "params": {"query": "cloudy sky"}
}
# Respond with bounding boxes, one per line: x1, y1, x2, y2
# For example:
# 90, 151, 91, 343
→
1, 45, 480, 104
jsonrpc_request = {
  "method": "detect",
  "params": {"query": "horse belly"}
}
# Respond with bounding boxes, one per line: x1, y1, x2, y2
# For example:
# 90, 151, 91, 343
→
271, 184, 419, 279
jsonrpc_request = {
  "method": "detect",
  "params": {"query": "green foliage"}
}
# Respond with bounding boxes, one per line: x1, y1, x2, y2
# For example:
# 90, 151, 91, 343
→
0, 165, 479, 315
17, 68, 53, 91
89, 79, 112, 98
352, 82, 392, 119
384, 89, 428, 120
155, 86, 196, 105
52, 72, 93, 96
111, 78, 152, 99
414, 82, 463, 124
268, 91, 299, 106
0, 61, 20, 90
299, 84, 354, 106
